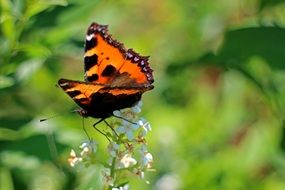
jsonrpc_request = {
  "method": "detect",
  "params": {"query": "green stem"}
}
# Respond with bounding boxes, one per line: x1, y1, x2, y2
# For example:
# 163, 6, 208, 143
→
110, 156, 116, 178
103, 156, 116, 190
106, 154, 117, 190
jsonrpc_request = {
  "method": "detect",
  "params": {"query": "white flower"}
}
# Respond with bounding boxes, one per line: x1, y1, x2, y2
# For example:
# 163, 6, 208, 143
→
102, 168, 114, 186
70, 149, 76, 157
133, 167, 151, 184
132, 106, 141, 113
68, 149, 82, 167
107, 142, 119, 157
131, 101, 142, 113
116, 126, 125, 134
112, 184, 130, 190
118, 154, 137, 168
142, 152, 153, 168
67, 100, 154, 186
79, 140, 97, 156
113, 110, 122, 117
136, 100, 143, 108
116, 123, 140, 141
133, 168, 145, 179
137, 145, 153, 168
139, 145, 148, 154
138, 119, 151, 136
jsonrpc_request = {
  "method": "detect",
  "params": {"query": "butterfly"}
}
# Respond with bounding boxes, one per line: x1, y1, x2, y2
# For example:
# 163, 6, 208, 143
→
58, 22, 154, 121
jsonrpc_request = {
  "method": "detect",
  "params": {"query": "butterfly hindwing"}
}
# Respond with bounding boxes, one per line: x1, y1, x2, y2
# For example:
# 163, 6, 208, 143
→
58, 79, 101, 108
58, 79, 147, 118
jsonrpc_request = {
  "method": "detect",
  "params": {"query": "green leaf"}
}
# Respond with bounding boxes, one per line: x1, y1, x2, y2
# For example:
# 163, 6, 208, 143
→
0, 75, 15, 89
1, 0, 16, 46
259, 0, 285, 10
0, 116, 33, 131
216, 27, 285, 70
0, 128, 33, 141
280, 120, 285, 151
15, 58, 44, 82
19, 43, 52, 58
0, 168, 14, 190
25, 0, 68, 19
1, 135, 67, 161
188, 26, 285, 117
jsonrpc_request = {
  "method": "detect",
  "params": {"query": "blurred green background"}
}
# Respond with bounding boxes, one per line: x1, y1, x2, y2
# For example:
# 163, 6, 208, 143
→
2, 0, 285, 189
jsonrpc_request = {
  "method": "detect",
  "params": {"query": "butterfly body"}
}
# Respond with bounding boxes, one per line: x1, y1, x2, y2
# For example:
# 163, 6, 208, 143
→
58, 23, 154, 119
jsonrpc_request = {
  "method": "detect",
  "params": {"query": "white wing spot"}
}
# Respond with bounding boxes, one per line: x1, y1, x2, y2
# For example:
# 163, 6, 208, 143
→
86, 34, 94, 41
60, 82, 69, 87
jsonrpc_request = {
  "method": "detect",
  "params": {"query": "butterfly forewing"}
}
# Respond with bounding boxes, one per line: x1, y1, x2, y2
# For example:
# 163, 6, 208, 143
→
84, 23, 153, 88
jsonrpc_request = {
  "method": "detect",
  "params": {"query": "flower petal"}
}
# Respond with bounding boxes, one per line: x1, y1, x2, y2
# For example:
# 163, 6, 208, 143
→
116, 126, 126, 134
132, 105, 141, 113
113, 110, 121, 117
131, 124, 140, 130
126, 130, 134, 141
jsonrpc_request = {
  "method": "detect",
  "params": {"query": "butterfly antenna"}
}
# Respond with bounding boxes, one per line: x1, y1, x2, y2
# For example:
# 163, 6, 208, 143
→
40, 110, 78, 122
40, 115, 61, 122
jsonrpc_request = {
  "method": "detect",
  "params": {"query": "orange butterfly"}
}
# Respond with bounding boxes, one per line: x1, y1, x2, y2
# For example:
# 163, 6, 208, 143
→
58, 23, 154, 120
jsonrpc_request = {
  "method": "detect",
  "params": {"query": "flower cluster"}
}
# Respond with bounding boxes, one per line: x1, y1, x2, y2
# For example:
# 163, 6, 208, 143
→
68, 101, 153, 189
68, 140, 97, 168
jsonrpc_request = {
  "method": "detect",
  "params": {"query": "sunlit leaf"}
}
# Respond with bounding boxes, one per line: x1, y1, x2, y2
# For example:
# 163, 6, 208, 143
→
0, 151, 41, 177
1, 0, 16, 45
0, 168, 14, 190
57, 1, 99, 24
19, 43, 52, 58
0, 75, 15, 88
25, 0, 68, 19
15, 58, 44, 82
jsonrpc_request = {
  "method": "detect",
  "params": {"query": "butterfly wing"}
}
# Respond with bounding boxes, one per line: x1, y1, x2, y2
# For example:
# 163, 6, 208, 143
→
58, 78, 149, 118
58, 79, 102, 109
83, 23, 154, 89
58, 22, 154, 118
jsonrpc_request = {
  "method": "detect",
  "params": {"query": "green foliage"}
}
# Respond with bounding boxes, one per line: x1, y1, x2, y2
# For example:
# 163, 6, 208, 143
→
259, 0, 285, 10
218, 27, 285, 70
2, 0, 285, 189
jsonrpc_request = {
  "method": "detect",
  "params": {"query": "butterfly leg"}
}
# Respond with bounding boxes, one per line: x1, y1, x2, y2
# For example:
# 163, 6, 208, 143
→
82, 117, 92, 141
112, 114, 137, 125
93, 118, 111, 142
104, 120, 119, 137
